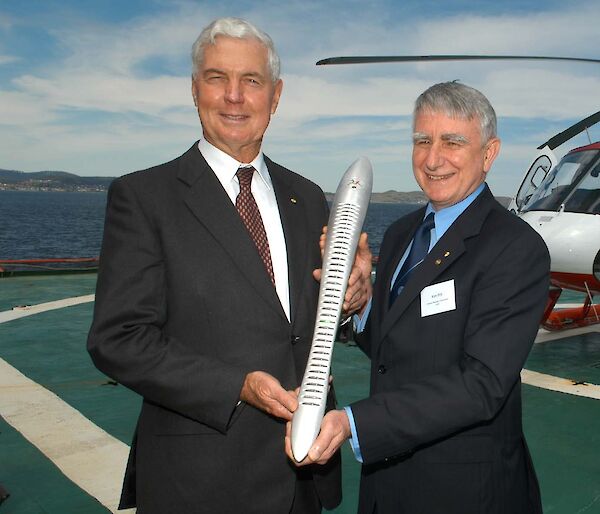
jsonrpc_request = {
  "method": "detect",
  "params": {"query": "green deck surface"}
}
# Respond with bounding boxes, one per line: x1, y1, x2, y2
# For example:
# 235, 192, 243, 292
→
331, 343, 600, 514
0, 417, 110, 514
1, 274, 599, 513
0, 274, 98, 311
526, 333, 600, 385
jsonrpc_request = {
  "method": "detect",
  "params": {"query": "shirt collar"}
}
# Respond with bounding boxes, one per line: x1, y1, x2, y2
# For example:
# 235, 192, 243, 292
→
425, 182, 486, 239
198, 138, 272, 190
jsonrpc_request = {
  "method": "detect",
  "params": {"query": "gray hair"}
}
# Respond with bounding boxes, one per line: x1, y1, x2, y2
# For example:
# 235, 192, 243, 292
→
413, 81, 497, 143
191, 17, 280, 83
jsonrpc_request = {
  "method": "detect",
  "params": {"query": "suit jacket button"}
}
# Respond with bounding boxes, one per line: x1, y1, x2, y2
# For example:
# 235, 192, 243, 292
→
291, 335, 301, 345
377, 364, 386, 374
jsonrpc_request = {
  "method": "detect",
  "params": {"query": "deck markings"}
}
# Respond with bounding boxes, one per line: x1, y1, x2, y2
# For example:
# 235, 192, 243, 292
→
521, 369, 600, 400
535, 323, 600, 343
0, 292, 598, 514
0, 294, 95, 324
0, 357, 134, 514
0, 294, 132, 513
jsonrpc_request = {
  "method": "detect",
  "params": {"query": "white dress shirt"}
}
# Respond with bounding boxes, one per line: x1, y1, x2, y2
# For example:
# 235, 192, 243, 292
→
198, 139, 290, 320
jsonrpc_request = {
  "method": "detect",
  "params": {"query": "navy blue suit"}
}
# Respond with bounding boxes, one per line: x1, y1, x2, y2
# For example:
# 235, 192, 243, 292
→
353, 186, 549, 514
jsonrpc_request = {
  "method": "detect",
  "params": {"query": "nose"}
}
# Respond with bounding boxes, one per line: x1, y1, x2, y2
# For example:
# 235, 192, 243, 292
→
224, 80, 243, 104
425, 142, 444, 171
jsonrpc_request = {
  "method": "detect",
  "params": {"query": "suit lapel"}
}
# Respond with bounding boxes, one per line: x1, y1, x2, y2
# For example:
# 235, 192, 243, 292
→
267, 157, 309, 325
177, 145, 286, 320
376, 209, 424, 310
379, 186, 496, 342
380, 231, 466, 340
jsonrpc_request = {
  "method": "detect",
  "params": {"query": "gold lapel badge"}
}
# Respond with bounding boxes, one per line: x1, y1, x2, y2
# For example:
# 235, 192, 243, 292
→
435, 251, 451, 266
290, 198, 297, 204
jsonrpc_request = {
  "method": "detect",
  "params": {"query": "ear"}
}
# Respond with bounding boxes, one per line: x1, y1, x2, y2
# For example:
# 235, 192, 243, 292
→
191, 78, 198, 107
270, 79, 283, 115
483, 137, 501, 173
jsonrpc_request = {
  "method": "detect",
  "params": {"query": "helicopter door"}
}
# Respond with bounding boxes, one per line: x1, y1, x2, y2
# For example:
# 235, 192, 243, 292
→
508, 145, 558, 213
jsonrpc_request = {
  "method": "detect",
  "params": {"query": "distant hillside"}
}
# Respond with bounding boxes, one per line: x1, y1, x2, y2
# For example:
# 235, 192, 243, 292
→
1, 168, 511, 205
0, 168, 114, 191
325, 189, 511, 207
324, 190, 427, 204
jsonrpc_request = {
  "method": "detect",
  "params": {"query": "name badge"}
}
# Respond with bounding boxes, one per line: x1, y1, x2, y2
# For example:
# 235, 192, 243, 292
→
420, 279, 456, 317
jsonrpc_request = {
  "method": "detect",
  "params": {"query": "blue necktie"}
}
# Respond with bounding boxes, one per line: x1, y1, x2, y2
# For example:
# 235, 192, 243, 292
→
389, 212, 435, 306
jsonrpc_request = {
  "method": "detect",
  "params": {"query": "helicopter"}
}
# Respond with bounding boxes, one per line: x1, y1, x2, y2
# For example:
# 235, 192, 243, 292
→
507, 111, 600, 331
317, 54, 600, 331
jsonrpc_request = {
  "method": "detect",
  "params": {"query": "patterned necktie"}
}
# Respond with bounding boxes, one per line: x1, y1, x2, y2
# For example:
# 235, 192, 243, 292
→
235, 166, 275, 285
389, 212, 435, 306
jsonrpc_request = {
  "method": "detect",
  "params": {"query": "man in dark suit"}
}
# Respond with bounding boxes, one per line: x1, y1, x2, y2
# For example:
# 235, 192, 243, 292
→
287, 82, 550, 513
87, 17, 369, 514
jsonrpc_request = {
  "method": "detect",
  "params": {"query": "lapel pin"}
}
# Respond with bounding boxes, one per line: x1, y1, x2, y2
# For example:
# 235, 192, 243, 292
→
435, 259, 442, 265
290, 198, 297, 204
444, 251, 450, 257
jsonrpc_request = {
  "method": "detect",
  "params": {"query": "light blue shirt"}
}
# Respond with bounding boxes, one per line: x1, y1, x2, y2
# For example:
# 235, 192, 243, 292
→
346, 183, 486, 462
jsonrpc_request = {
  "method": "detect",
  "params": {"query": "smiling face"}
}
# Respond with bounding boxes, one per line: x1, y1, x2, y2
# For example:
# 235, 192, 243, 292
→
191, 36, 283, 163
412, 110, 500, 210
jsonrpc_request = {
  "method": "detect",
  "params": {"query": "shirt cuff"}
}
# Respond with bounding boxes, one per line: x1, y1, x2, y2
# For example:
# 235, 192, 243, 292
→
352, 298, 372, 334
344, 406, 363, 463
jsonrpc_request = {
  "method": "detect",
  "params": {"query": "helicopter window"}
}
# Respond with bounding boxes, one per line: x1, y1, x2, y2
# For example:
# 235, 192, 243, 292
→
521, 150, 597, 212
515, 156, 552, 209
563, 154, 600, 214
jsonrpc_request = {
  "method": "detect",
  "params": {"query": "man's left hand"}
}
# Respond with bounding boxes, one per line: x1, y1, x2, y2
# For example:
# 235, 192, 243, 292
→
343, 232, 372, 316
313, 229, 373, 317
285, 409, 351, 466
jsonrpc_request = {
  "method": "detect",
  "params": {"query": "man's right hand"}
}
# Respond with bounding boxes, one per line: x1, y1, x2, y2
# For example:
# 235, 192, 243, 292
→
312, 227, 373, 317
240, 371, 298, 421
285, 409, 351, 466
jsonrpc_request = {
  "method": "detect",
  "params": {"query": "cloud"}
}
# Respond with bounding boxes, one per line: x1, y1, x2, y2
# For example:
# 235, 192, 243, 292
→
9, 1, 600, 122
0, 54, 18, 65
0, 90, 58, 125
411, 4, 600, 56
482, 68, 600, 121
14, 73, 191, 115
1, 0, 599, 195
0, 13, 13, 30
277, 74, 423, 120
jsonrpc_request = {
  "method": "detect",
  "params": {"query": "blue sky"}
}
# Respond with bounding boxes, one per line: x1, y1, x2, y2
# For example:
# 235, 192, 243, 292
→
1, 0, 599, 195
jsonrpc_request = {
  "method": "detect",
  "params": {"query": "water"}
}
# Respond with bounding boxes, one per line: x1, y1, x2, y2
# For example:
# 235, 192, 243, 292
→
0, 191, 589, 305
363, 202, 421, 254
0, 191, 419, 259
0, 191, 107, 259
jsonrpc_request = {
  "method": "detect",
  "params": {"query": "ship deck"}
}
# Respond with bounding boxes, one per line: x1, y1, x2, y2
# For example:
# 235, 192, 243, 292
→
0, 274, 599, 513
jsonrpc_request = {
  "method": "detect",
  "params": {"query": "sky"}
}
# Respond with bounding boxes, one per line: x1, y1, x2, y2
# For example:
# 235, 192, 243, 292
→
1, 0, 599, 195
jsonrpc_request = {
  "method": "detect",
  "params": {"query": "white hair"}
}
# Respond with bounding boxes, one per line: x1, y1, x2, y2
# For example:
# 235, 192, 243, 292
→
191, 17, 280, 82
414, 81, 497, 143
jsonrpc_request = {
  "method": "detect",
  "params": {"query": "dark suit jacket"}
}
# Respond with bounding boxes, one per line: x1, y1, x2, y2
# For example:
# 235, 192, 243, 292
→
87, 144, 341, 514
352, 186, 549, 514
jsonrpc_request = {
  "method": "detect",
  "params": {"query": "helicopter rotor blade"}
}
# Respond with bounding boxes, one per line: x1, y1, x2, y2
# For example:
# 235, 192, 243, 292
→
538, 110, 600, 150
316, 55, 600, 66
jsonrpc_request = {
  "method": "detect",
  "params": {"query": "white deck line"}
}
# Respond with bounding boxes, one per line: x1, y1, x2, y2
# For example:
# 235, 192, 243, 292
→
523, 321, 600, 399
536, 324, 600, 343
0, 294, 95, 324
521, 368, 600, 400
0, 294, 133, 512
0, 291, 598, 514
0, 357, 134, 513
